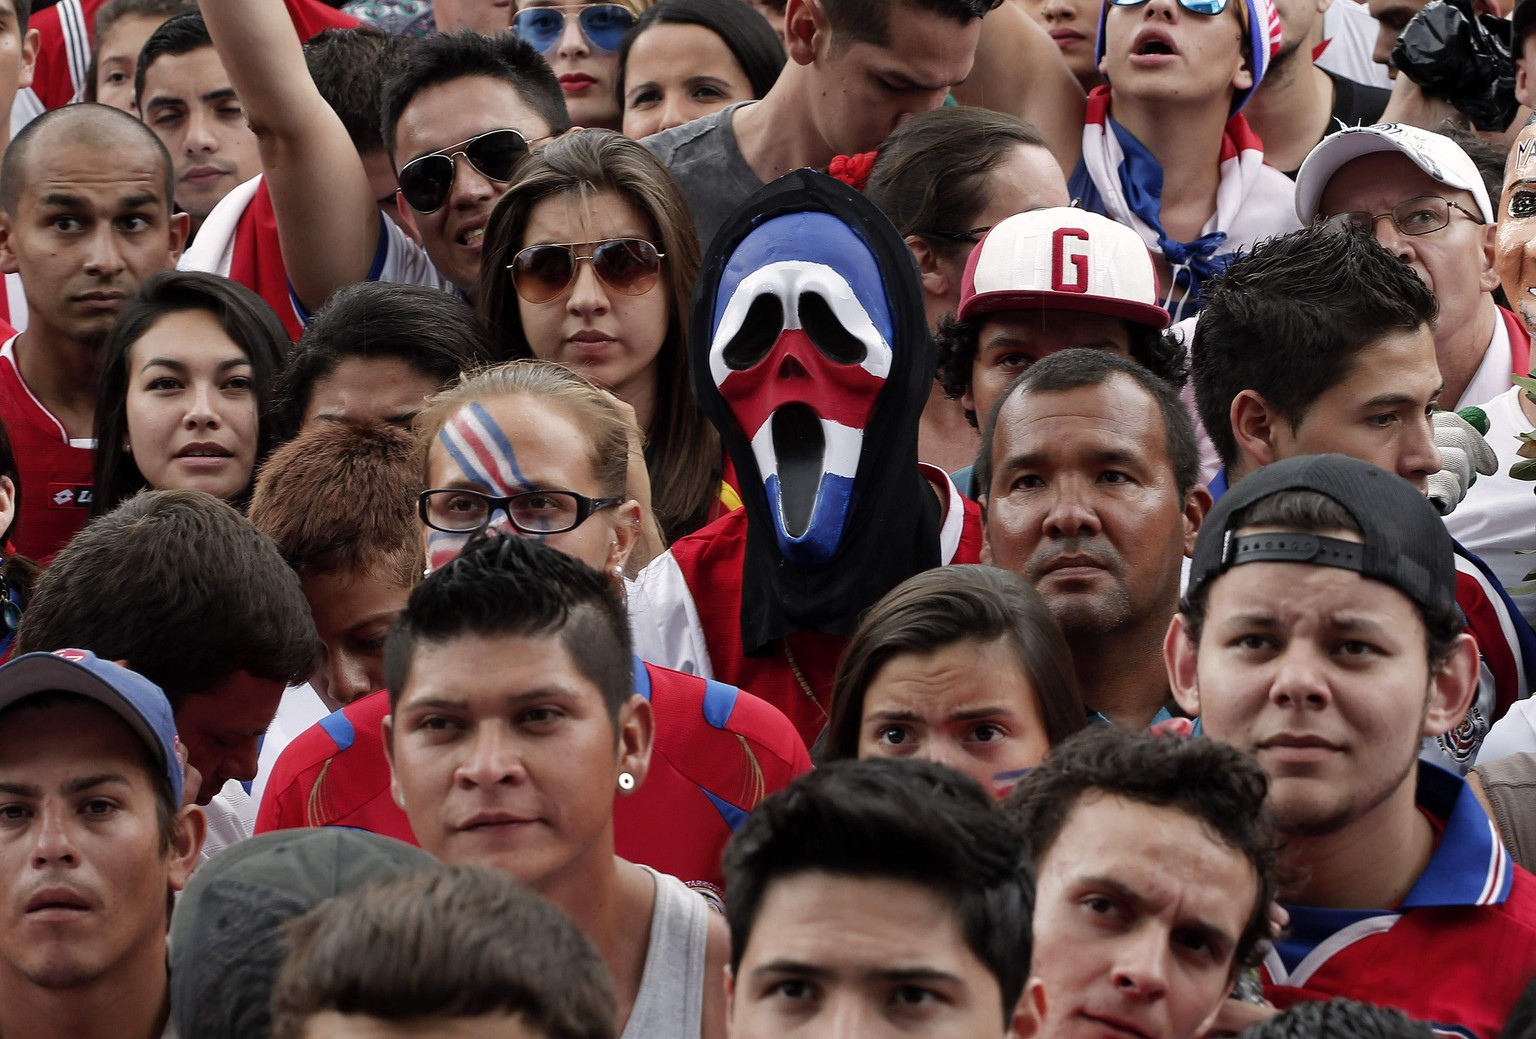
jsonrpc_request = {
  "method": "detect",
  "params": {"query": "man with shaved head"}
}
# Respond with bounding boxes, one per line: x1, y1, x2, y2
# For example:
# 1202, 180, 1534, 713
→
0, 104, 185, 559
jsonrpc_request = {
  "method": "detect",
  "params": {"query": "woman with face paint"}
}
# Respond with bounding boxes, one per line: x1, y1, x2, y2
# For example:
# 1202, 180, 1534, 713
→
512, 0, 646, 131
92, 271, 288, 518
821, 565, 1086, 797
255, 357, 808, 911
478, 129, 726, 546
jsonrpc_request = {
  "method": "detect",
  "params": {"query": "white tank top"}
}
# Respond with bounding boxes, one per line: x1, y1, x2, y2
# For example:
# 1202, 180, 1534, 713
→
620, 866, 709, 1039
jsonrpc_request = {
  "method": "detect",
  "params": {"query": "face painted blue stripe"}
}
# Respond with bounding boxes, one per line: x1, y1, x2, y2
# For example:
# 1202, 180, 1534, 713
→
439, 423, 497, 490
467, 401, 531, 487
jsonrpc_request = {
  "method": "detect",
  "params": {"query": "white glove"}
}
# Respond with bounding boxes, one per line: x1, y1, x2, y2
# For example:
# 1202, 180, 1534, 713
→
1427, 407, 1496, 517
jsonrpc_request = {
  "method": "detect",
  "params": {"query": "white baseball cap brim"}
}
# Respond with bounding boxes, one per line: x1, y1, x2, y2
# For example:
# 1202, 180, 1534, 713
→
1294, 124, 1494, 225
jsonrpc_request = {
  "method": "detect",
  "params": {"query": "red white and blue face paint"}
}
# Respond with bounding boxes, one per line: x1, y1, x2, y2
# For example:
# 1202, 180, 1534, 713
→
708, 212, 894, 569
426, 401, 537, 572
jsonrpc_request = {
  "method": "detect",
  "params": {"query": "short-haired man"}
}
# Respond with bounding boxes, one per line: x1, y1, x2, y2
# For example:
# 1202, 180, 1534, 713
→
934, 207, 1187, 498
1243, 0, 1389, 175
1296, 124, 1523, 411
1006, 726, 1279, 1039
1191, 226, 1536, 770
1069, 0, 1298, 320
202, 0, 569, 316
0, 648, 204, 1039
979, 348, 1212, 728
0, 103, 185, 560
642, 0, 1077, 246
133, 12, 259, 242
723, 757, 1041, 1038
271, 865, 615, 1039
1168, 454, 1536, 1036
253, 420, 809, 900
178, 28, 414, 340
15, 490, 320, 832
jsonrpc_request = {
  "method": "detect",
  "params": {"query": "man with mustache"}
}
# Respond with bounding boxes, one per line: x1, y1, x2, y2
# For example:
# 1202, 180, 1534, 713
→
977, 348, 1210, 728
0, 649, 204, 1039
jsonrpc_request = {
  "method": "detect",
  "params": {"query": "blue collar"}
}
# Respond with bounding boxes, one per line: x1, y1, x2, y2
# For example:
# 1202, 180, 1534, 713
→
1399, 760, 1514, 909
1087, 705, 1175, 728
1208, 466, 1229, 501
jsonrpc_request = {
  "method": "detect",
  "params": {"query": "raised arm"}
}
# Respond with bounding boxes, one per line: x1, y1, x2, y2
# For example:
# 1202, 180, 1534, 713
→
200, 0, 381, 314
951, 2, 1085, 173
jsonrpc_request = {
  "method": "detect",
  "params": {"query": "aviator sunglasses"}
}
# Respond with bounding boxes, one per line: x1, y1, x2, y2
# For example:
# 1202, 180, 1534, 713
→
1107, 0, 1231, 16
512, 4, 637, 54
396, 128, 543, 215
509, 238, 667, 304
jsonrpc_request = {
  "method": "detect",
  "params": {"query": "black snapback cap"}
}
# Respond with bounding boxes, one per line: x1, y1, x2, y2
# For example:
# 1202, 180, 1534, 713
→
1187, 454, 1456, 618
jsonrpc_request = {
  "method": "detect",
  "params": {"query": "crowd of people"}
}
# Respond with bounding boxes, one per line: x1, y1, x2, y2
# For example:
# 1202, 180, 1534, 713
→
4, 0, 1536, 1035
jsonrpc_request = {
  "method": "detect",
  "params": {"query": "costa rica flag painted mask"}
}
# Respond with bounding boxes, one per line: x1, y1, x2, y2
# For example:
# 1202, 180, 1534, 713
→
691, 169, 939, 648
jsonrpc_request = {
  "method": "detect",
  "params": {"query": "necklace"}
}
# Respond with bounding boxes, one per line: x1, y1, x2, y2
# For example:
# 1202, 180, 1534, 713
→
782, 638, 827, 721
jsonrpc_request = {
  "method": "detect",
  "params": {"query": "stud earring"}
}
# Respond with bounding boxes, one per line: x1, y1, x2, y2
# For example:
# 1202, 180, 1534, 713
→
617, 772, 636, 792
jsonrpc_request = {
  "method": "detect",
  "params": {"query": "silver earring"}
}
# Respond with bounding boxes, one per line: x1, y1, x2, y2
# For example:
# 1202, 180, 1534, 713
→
612, 565, 624, 578
617, 772, 636, 792
394, 789, 406, 808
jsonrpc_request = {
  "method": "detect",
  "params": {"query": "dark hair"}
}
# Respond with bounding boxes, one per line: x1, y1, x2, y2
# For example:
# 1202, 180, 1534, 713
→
11, 0, 26, 33
975, 348, 1200, 503
92, 271, 290, 517
822, 0, 1002, 46
864, 107, 1047, 246
937, 316, 1187, 427
1004, 725, 1278, 974
0, 102, 174, 216
723, 758, 1035, 1025
1191, 226, 1438, 470
272, 282, 493, 442
14, 489, 321, 704
384, 534, 633, 721
0, 413, 39, 609
248, 420, 419, 589
1177, 489, 1465, 665
1505, 975, 1536, 1039
1243, 999, 1435, 1039
304, 27, 413, 158
616, 0, 785, 105
478, 130, 720, 542
85, 0, 195, 103
823, 565, 1086, 763
380, 30, 571, 166
271, 865, 616, 1039
133, 9, 211, 107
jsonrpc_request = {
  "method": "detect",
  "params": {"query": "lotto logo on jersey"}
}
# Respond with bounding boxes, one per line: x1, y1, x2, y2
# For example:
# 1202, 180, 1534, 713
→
48, 483, 92, 509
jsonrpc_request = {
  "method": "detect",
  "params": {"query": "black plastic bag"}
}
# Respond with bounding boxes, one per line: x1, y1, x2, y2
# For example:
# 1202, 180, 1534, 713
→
1391, 0, 1519, 131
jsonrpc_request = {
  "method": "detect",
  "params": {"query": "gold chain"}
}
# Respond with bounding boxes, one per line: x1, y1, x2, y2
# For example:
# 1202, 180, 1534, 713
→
782, 639, 828, 721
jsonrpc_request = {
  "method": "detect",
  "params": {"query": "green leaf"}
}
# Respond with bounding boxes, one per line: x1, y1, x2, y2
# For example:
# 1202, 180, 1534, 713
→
1511, 459, 1536, 480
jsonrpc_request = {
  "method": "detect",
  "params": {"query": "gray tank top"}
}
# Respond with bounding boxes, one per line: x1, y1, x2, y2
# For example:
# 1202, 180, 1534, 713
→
620, 866, 709, 1039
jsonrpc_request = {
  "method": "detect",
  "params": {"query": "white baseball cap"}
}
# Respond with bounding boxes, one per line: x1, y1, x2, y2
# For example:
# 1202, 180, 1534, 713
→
1294, 123, 1494, 225
957, 208, 1170, 329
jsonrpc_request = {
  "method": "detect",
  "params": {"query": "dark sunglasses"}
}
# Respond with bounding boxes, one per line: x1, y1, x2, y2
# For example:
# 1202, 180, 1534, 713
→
509, 238, 666, 304
512, 4, 636, 54
1108, 0, 1230, 15
396, 128, 539, 215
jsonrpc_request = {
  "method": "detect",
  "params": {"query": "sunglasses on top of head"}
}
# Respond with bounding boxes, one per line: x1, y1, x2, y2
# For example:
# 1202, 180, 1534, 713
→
512, 4, 637, 54
396, 128, 545, 215
1107, 0, 1231, 16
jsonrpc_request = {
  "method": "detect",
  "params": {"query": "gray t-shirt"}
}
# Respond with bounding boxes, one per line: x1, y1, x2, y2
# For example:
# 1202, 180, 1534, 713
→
642, 102, 765, 250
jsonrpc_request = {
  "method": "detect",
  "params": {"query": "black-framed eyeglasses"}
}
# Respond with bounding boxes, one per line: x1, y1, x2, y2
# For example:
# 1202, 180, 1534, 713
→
419, 488, 624, 535
396, 128, 546, 215
919, 225, 994, 244
1317, 195, 1485, 238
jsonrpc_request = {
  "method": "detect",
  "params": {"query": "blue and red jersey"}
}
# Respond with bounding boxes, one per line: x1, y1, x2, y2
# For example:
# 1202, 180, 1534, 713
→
256, 658, 810, 898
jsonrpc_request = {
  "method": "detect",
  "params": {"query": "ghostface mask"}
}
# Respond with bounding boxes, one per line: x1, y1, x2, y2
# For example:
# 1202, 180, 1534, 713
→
691, 169, 938, 648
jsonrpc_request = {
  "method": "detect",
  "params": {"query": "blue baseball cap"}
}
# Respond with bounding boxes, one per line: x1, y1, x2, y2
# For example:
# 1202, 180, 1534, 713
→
0, 649, 182, 805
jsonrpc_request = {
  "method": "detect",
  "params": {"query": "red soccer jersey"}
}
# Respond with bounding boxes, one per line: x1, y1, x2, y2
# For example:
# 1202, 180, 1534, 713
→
1263, 764, 1536, 1038
0, 336, 93, 561
661, 465, 985, 746
257, 659, 811, 898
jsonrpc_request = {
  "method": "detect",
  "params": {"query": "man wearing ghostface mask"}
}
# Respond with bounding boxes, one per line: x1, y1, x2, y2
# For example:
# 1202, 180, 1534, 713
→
630, 169, 984, 748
